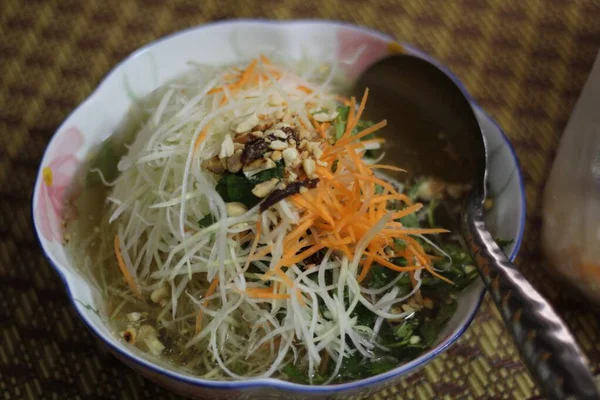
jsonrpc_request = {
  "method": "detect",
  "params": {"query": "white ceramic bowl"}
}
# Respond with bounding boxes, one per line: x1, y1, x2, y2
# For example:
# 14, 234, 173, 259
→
32, 20, 525, 400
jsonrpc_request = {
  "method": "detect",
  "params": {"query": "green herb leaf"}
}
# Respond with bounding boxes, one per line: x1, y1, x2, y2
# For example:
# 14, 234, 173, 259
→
353, 119, 374, 137
443, 243, 471, 265
419, 299, 457, 346
334, 106, 376, 143
495, 238, 514, 250
250, 160, 284, 183
352, 301, 377, 327
394, 238, 407, 251
368, 358, 397, 375
74, 299, 101, 318
86, 140, 119, 186
394, 322, 414, 341
369, 265, 393, 289
331, 159, 339, 173
198, 214, 215, 228
391, 256, 407, 266
334, 106, 350, 140
407, 180, 424, 201
396, 272, 413, 296
216, 174, 259, 208
283, 364, 308, 384
426, 199, 438, 228
399, 212, 419, 228
335, 353, 364, 381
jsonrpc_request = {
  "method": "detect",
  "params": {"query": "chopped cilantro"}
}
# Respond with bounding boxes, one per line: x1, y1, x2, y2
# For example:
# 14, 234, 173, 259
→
87, 140, 119, 186
399, 212, 419, 228
495, 238, 514, 250
394, 322, 414, 342
197, 214, 215, 228
250, 160, 284, 184
283, 364, 308, 384
419, 300, 457, 346
407, 180, 424, 200
215, 174, 258, 208
394, 238, 407, 251
334, 106, 350, 140
367, 358, 397, 375
426, 199, 438, 228
391, 256, 407, 266
215, 161, 284, 208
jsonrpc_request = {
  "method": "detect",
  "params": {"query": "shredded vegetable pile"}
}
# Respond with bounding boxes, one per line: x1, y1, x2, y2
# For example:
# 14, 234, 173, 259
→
71, 55, 481, 384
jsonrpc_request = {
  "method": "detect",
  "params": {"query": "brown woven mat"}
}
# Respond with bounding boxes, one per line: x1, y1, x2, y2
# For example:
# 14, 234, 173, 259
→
1, 0, 600, 399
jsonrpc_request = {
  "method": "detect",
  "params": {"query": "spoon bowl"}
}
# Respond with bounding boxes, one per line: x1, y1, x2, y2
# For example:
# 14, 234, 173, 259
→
353, 55, 484, 186
354, 54, 599, 400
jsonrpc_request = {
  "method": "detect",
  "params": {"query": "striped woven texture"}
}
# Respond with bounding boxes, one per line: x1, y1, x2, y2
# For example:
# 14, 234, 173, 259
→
1, 0, 600, 399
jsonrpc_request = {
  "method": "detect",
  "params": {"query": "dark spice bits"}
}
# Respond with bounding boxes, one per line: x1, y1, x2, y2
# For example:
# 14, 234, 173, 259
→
260, 178, 319, 212
241, 138, 269, 164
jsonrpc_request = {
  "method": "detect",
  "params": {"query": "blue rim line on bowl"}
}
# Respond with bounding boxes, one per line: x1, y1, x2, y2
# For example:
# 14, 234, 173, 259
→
32, 19, 526, 394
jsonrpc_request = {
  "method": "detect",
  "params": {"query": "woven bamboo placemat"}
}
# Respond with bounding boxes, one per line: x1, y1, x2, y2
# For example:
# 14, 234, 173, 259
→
1, 0, 599, 398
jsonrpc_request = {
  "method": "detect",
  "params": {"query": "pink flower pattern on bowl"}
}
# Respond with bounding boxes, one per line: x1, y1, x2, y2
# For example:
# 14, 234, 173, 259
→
35, 127, 84, 242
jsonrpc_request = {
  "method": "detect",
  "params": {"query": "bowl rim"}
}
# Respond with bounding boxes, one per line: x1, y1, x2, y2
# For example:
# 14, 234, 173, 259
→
32, 18, 526, 393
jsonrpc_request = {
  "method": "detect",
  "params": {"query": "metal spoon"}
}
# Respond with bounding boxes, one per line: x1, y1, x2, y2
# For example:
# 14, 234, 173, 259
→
353, 54, 599, 399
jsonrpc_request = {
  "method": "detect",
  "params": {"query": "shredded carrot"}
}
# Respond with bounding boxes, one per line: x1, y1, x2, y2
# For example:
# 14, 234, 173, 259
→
193, 123, 211, 152
231, 59, 257, 90
282, 244, 325, 266
195, 276, 220, 333
424, 263, 454, 285
371, 194, 412, 205
335, 120, 388, 149
337, 95, 351, 105
351, 88, 369, 130
343, 96, 356, 139
368, 164, 406, 173
363, 252, 423, 272
391, 204, 423, 220
383, 228, 448, 235
259, 54, 272, 65
274, 268, 295, 287
318, 121, 330, 139
246, 287, 290, 300
114, 235, 142, 299
249, 245, 272, 261
357, 253, 375, 283
297, 85, 313, 94
284, 216, 316, 246
207, 60, 258, 96
361, 138, 386, 145
315, 165, 334, 180
218, 77, 452, 317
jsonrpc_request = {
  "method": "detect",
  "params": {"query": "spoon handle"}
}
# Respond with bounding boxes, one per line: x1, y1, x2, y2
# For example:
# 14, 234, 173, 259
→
462, 194, 599, 400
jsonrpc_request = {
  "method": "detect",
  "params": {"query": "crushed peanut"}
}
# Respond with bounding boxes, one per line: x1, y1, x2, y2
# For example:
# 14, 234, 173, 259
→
219, 134, 234, 159
269, 140, 288, 151
271, 150, 282, 162
302, 158, 316, 178
232, 113, 259, 133
243, 158, 276, 178
226, 202, 248, 217
282, 148, 299, 167
252, 178, 279, 198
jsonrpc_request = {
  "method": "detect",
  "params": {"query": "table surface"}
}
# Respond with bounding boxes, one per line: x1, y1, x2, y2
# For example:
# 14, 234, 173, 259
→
1, 0, 600, 399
